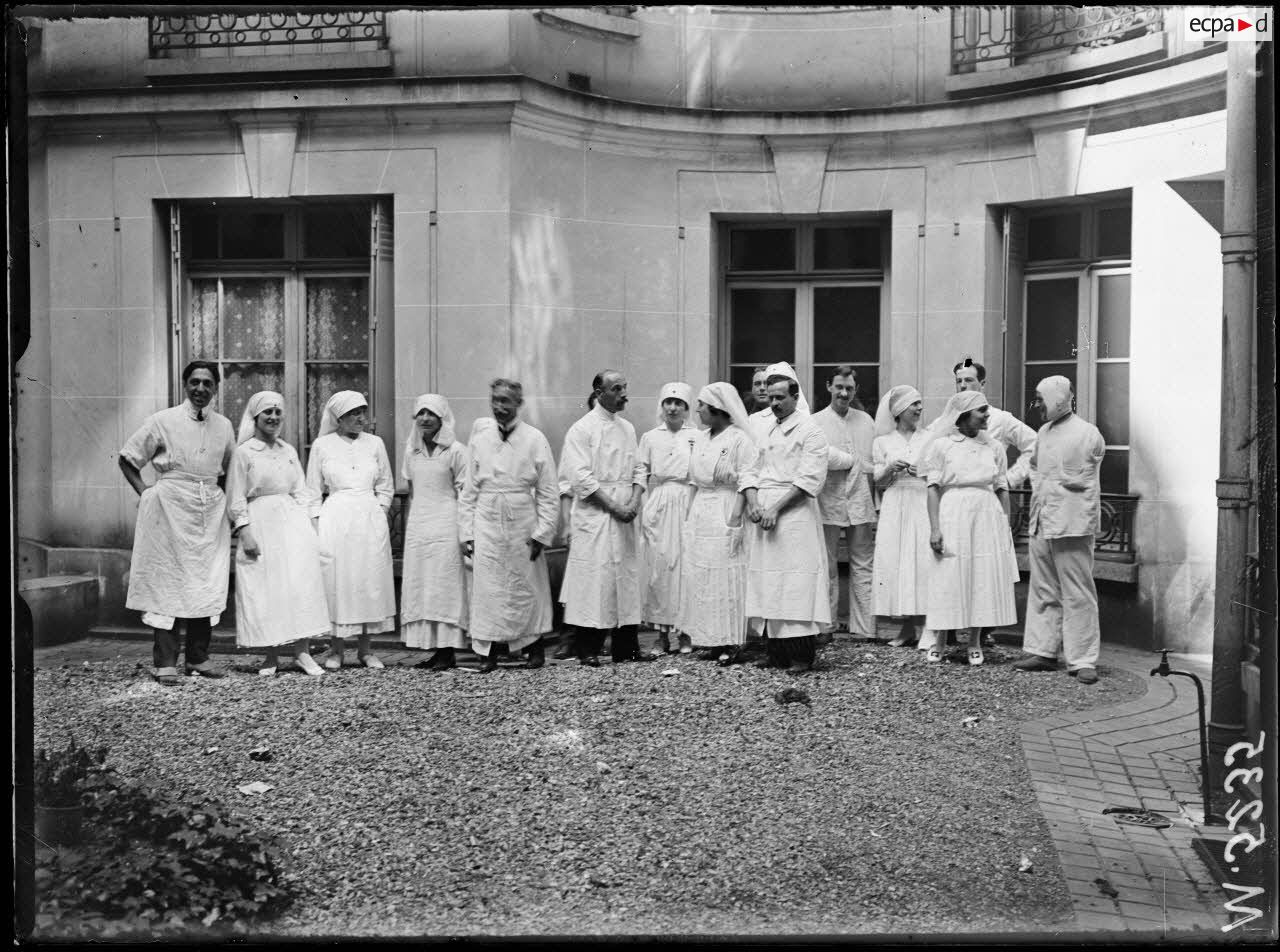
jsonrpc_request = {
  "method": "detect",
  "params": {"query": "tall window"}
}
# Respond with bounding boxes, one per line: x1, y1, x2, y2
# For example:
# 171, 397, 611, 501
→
174, 200, 393, 461
1015, 199, 1131, 492
722, 220, 887, 411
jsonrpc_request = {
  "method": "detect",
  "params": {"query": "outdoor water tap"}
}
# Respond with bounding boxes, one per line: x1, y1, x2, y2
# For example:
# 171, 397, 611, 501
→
1149, 648, 1224, 825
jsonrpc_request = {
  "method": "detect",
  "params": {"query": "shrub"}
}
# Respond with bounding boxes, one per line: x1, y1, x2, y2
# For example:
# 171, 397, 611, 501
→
34, 739, 106, 808
34, 763, 294, 937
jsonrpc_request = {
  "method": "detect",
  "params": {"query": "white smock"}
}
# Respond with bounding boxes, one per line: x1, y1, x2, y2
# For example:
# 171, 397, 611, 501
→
679, 426, 755, 647
811, 405, 877, 527
560, 403, 644, 629
458, 418, 559, 651
306, 432, 397, 635
636, 422, 696, 628
741, 410, 831, 638
121, 401, 236, 627
401, 442, 471, 650
227, 438, 331, 647
872, 428, 934, 616
923, 434, 1019, 630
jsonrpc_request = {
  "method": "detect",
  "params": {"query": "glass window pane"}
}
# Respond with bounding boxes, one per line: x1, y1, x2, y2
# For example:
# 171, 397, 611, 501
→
1096, 206, 1131, 258
222, 278, 285, 360
186, 210, 219, 259
729, 288, 795, 365
306, 277, 370, 360
728, 366, 757, 406
307, 363, 370, 445
220, 209, 285, 259
220, 363, 285, 426
814, 226, 881, 270
1095, 362, 1129, 445
304, 204, 371, 259
1101, 449, 1128, 495
1025, 278, 1079, 360
1096, 273, 1130, 359
189, 278, 220, 359
1023, 363, 1076, 425
813, 364, 877, 415
729, 229, 795, 271
813, 286, 879, 363
1027, 211, 1082, 261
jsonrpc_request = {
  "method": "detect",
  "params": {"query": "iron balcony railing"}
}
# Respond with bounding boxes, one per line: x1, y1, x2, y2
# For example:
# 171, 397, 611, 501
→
951, 5, 1163, 73
1007, 488, 1138, 558
148, 11, 389, 57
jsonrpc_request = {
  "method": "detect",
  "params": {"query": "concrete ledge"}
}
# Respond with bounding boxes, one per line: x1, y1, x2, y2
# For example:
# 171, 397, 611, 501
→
946, 33, 1168, 98
145, 49, 393, 82
19, 575, 100, 647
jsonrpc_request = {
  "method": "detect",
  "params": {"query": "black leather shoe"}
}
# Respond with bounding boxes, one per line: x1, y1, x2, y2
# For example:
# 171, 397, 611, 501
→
525, 643, 545, 669
477, 656, 499, 673
579, 656, 601, 668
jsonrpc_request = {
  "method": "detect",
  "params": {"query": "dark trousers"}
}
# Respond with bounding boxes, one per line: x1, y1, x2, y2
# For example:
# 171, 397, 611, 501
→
765, 634, 816, 666
153, 617, 212, 669
576, 624, 640, 662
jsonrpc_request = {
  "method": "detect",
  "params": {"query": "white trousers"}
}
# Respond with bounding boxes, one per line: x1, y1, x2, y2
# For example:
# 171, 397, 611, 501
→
1023, 534, 1100, 670
823, 523, 875, 636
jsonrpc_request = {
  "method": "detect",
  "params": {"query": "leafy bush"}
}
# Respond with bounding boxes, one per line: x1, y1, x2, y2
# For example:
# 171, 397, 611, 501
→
34, 764, 294, 937
34, 739, 106, 808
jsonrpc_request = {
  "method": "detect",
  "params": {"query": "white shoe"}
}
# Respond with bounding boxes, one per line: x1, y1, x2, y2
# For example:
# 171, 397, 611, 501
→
296, 653, 325, 677
359, 653, 385, 669
324, 654, 343, 671
968, 647, 985, 667
925, 647, 943, 664
257, 666, 278, 677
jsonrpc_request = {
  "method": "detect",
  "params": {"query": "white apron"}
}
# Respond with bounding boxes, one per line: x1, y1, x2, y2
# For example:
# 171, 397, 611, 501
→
745, 483, 831, 636
469, 488, 553, 642
561, 480, 643, 629
317, 489, 397, 627
400, 449, 470, 631
235, 494, 331, 647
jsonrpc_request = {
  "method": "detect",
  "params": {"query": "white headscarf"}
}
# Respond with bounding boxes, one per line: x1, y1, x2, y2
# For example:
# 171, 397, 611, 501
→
237, 391, 284, 445
318, 390, 368, 438
656, 382, 696, 425
924, 389, 993, 453
874, 385, 923, 437
698, 382, 754, 440
404, 393, 456, 458
1036, 375, 1074, 423
761, 361, 810, 416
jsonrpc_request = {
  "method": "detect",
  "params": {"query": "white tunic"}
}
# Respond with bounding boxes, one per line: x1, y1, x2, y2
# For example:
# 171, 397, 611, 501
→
636, 423, 696, 627
559, 404, 644, 629
458, 418, 559, 642
923, 434, 1019, 630
401, 442, 470, 648
1029, 414, 1106, 539
678, 426, 754, 646
811, 405, 877, 526
305, 432, 397, 631
121, 401, 236, 625
226, 438, 330, 647
741, 411, 831, 636
872, 429, 933, 616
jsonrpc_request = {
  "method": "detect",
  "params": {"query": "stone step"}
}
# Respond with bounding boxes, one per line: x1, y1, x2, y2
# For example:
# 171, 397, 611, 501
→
19, 575, 101, 647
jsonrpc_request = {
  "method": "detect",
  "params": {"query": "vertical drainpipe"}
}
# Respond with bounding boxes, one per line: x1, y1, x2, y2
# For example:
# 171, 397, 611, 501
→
1208, 40, 1257, 765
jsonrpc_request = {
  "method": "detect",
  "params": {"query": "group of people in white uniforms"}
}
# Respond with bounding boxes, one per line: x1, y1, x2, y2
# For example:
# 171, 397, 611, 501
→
120, 357, 1107, 684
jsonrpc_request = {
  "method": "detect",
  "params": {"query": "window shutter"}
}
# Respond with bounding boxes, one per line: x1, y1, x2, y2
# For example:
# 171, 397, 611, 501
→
169, 202, 185, 407
369, 198, 396, 468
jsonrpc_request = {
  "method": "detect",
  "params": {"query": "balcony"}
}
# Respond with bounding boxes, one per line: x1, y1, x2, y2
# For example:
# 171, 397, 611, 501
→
146, 12, 392, 83
947, 6, 1168, 97
1008, 489, 1140, 582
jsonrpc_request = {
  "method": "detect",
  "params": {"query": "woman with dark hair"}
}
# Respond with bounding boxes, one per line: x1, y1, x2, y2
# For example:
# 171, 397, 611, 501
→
119, 360, 237, 685
400, 394, 470, 670
636, 382, 696, 653
306, 390, 396, 670
678, 383, 756, 665
921, 390, 1019, 666
226, 391, 329, 677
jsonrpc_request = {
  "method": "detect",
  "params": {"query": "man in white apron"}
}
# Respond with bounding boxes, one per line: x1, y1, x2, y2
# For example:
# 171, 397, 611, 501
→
119, 361, 236, 685
559, 370, 651, 666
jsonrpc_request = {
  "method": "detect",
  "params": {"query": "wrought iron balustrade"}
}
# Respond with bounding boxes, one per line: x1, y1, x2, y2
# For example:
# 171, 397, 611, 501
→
149, 11, 388, 58
952, 5, 1163, 73
1006, 488, 1138, 558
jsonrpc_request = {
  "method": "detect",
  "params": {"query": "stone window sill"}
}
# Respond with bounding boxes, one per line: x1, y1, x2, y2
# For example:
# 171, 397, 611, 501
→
146, 50, 392, 83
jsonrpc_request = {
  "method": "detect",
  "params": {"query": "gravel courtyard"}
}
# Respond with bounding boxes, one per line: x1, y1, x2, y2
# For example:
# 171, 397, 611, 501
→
32, 636, 1146, 938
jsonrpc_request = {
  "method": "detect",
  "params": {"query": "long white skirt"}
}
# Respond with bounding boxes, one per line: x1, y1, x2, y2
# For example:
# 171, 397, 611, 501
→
401, 619, 468, 651
317, 490, 397, 634
924, 487, 1019, 631
640, 480, 688, 628
234, 494, 331, 648
678, 487, 748, 647
873, 477, 933, 617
